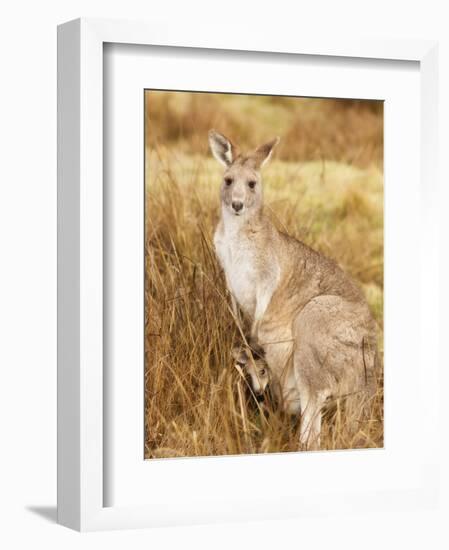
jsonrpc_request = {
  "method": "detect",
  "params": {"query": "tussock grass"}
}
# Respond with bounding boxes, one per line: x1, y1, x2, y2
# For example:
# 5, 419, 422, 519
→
145, 145, 384, 458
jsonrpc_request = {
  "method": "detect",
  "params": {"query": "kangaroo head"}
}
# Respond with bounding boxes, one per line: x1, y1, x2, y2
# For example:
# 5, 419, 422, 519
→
208, 130, 279, 217
232, 346, 270, 397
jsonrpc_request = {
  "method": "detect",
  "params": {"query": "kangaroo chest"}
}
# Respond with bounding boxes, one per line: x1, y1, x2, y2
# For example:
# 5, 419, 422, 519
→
214, 227, 279, 321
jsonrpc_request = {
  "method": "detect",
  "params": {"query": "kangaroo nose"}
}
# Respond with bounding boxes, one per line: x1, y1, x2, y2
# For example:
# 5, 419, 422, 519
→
232, 201, 243, 212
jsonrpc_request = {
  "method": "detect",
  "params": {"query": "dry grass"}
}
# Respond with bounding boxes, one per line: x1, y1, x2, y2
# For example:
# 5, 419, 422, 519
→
146, 92, 383, 169
144, 92, 383, 458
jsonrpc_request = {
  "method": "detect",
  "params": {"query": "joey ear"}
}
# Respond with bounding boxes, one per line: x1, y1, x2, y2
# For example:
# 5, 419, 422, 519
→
208, 130, 237, 167
232, 346, 248, 364
252, 137, 280, 169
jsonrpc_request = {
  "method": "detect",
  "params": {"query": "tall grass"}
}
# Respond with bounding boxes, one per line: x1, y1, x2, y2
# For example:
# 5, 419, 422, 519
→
145, 92, 383, 458
146, 92, 383, 168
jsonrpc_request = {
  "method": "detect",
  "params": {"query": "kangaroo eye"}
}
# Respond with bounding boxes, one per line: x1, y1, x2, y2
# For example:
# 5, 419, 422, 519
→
248, 180, 256, 189
224, 177, 233, 186
259, 369, 266, 376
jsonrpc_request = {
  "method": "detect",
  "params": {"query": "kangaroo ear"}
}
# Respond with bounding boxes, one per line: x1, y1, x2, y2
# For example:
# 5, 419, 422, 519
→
252, 137, 280, 169
209, 130, 237, 167
232, 346, 248, 364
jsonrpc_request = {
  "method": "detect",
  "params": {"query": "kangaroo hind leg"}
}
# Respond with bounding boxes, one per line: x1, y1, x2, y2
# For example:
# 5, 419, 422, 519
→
298, 390, 327, 451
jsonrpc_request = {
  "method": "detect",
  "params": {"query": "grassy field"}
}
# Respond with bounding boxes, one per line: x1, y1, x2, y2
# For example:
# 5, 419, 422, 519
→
144, 92, 384, 458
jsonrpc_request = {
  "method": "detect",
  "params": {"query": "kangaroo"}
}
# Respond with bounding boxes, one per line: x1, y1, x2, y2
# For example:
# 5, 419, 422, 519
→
209, 129, 378, 450
232, 345, 270, 399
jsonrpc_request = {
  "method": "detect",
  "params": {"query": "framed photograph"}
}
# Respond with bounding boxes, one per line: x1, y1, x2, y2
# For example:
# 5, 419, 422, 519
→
57, 18, 440, 530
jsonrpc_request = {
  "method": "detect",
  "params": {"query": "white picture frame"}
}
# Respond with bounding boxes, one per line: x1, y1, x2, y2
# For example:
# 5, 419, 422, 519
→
57, 17, 439, 531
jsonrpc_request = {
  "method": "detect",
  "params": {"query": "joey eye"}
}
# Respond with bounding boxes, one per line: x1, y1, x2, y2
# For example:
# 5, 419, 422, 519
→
248, 180, 256, 189
224, 177, 233, 186
259, 369, 266, 376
